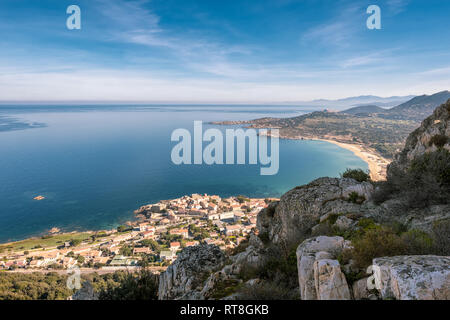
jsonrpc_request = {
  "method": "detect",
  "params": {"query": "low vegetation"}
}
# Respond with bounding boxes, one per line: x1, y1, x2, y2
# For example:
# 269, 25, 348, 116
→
341, 168, 370, 182
0, 268, 159, 300
337, 219, 450, 270
373, 149, 450, 208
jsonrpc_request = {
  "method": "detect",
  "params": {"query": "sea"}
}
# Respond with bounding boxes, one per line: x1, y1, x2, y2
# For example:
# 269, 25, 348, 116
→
0, 105, 367, 243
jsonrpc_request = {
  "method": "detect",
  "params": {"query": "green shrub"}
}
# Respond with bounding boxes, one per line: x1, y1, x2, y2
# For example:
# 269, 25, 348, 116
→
237, 280, 299, 300
374, 149, 450, 207
400, 229, 433, 254
341, 168, 370, 182
350, 228, 407, 269
210, 279, 241, 299
348, 191, 365, 204
97, 268, 158, 300
430, 220, 450, 255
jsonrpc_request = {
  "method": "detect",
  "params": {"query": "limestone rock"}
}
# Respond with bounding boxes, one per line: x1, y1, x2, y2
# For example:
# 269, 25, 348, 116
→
334, 215, 355, 230
314, 259, 351, 300
352, 277, 370, 300
296, 236, 351, 300
259, 177, 375, 246
388, 99, 450, 177
372, 255, 450, 300
158, 244, 226, 300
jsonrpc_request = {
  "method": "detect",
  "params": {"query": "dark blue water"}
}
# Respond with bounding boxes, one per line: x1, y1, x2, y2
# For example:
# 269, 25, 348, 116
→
0, 105, 367, 242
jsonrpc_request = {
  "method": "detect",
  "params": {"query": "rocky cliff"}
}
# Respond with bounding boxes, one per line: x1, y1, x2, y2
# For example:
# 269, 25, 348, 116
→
158, 101, 450, 301
388, 98, 450, 176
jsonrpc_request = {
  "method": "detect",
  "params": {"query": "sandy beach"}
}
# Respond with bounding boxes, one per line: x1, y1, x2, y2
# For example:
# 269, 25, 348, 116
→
314, 138, 390, 181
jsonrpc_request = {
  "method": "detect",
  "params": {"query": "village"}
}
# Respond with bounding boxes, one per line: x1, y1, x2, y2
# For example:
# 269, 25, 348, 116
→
0, 194, 275, 272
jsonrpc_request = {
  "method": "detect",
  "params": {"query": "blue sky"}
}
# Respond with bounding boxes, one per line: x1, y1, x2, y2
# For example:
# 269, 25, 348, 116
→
0, 0, 449, 102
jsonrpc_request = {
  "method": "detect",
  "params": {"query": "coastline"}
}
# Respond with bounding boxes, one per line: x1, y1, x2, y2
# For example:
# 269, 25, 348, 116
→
313, 138, 390, 181
257, 130, 389, 181
0, 137, 388, 247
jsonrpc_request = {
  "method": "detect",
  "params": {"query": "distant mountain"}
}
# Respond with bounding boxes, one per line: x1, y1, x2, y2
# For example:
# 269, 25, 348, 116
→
340, 105, 387, 115
385, 91, 450, 120
280, 95, 416, 110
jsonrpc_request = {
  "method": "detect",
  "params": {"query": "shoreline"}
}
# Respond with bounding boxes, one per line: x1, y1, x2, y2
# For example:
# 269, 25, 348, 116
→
313, 138, 390, 181
256, 132, 391, 181
257, 130, 389, 181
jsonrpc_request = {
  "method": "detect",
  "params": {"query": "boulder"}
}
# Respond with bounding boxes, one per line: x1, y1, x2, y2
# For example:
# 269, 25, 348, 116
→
296, 236, 351, 300
334, 215, 355, 230
259, 177, 375, 246
314, 259, 351, 300
158, 244, 226, 300
372, 255, 450, 300
352, 277, 370, 300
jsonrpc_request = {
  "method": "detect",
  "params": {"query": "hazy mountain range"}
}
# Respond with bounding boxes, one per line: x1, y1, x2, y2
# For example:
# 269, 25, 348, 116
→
340, 91, 450, 120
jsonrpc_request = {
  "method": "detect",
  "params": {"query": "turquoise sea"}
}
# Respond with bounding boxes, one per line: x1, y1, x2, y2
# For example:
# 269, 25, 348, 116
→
0, 105, 367, 242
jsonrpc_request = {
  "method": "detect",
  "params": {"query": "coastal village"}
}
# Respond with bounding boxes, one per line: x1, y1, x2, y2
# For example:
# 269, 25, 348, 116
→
0, 194, 275, 272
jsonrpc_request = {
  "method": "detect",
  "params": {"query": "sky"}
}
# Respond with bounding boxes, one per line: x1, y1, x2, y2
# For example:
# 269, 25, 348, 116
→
0, 0, 449, 103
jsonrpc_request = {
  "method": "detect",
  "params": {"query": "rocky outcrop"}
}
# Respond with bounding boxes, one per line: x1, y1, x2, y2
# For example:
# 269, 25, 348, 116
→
158, 244, 226, 300
258, 178, 375, 246
372, 255, 450, 300
296, 236, 352, 300
388, 99, 450, 177
314, 259, 351, 300
352, 277, 371, 300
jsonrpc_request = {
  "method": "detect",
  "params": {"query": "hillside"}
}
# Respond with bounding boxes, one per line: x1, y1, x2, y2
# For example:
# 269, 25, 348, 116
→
214, 91, 450, 160
340, 105, 387, 115
154, 100, 450, 301
384, 91, 450, 120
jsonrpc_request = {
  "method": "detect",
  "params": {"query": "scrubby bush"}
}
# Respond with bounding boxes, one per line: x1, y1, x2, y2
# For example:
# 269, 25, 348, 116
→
350, 228, 407, 269
96, 268, 158, 300
374, 149, 450, 208
341, 168, 370, 182
348, 191, 365, 204
430, 220, 450, 255
237, 280, 299, 300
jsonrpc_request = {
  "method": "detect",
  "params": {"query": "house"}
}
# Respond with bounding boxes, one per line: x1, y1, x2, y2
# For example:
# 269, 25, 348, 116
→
72, 246, 91, 255
136, 223, 151, 232
205, 212, 220, 220
219, 211, 235, 221
225, 224, 242, 236
169, 229, 188, 238
184, 241, 197, 247
62, 257, 77, 268
133, 247, 152, 255
170, 242, 181, 251
79, 250, 102, 259
93, 256, 109, 265
159, 250, 176, 262
141, 230, 155, 239
29, 259, 44, 268
109, 255, 137, 266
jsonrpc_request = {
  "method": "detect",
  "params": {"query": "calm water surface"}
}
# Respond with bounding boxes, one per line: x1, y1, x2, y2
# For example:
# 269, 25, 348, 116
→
0, 105, 367, 242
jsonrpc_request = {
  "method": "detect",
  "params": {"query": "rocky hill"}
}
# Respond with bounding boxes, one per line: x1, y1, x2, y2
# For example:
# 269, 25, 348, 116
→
340, 105, 386, 115
157, 101, 450, 300
385, 91, 450, 121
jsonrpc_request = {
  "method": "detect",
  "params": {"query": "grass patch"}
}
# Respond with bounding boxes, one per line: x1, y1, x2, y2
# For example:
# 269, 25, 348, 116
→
0, 232, 93, 252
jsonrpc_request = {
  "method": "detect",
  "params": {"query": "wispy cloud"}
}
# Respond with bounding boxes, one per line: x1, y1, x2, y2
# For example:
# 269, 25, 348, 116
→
301, 4, 364, 47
